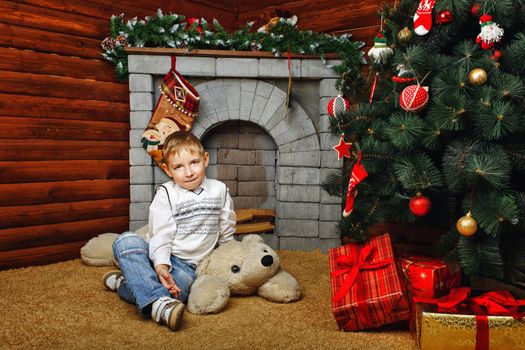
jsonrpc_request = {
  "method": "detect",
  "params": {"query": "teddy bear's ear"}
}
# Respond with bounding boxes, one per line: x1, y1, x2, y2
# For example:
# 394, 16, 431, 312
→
242, 234, 265, 244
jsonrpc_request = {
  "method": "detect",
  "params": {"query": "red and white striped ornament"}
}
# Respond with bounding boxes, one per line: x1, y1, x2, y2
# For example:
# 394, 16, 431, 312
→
399, 85, 429, 113
327, 94, 350, 118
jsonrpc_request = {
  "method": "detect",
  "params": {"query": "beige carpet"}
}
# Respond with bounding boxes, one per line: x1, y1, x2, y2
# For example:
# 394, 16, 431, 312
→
0, 250, 415, 350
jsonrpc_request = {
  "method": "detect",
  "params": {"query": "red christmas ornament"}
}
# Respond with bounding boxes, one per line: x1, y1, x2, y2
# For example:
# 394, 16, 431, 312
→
470, 3, 481, 16
327, 94, 350, 118
400, 85, 429, 113
436, 10, 453, 25
409, 192, 432, 216
186, 17, 203, 33
392, 76, 416, 84
491, 49, 502, 61
333, 134, 352, 160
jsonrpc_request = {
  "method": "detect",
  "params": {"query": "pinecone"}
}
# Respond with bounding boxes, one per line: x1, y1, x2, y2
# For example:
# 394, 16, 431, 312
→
250, 41, 261, 51
115, 34, 128, 47
101, 37, 115, 51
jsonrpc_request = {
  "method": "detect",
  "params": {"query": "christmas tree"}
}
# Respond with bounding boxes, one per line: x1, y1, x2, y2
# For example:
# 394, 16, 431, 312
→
322, 0, 525, 287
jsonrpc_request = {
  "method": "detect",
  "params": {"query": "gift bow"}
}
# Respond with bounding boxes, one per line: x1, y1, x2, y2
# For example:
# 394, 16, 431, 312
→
414, 287, 525, 350
331, 245, 393, 302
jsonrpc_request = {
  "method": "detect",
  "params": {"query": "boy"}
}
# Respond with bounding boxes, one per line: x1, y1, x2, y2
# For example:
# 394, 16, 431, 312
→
103, 131, 236, 330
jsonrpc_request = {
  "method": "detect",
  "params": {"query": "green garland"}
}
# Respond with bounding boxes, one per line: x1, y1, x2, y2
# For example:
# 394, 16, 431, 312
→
101, 9, 365, 92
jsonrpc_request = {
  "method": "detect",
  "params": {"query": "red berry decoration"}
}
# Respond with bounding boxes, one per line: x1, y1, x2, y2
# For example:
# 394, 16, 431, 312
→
186, 17, 203, 33
400, 85, 429, 113
327, 94, 350, 118
436, 10, 453, 25
409, 192, 432, 216
491, 49, 502, 61
470, 3, 481, 16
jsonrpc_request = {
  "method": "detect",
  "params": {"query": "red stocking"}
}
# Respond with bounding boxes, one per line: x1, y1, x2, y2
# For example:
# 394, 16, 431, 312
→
343, 151, 368, 217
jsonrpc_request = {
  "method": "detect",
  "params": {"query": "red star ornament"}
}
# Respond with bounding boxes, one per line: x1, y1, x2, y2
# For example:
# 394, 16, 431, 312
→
333, 134, 352, 160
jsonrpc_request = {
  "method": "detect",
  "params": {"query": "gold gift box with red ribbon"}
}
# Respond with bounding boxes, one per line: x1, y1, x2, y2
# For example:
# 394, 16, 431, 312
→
414, 287, 525, 350
328, 233, 411, 331
398, 254, 461, 299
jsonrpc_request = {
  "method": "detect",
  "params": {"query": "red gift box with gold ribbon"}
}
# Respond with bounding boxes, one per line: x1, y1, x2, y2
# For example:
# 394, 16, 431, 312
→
398, 254, 461, 299
328, 233, 411, 331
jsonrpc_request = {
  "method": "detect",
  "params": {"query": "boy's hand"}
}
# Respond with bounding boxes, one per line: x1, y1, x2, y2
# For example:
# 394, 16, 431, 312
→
154, 264, 181, 298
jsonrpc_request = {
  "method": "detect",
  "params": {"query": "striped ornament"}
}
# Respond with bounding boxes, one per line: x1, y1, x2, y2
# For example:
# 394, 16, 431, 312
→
327, 94, 350, 118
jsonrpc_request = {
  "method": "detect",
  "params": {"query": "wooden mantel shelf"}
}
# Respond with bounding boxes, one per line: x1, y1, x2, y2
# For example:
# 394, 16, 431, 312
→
125, 47, 340, 60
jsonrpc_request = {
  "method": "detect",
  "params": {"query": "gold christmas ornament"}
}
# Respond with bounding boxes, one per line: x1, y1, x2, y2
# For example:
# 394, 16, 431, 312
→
397, 27, 413, 45
456, 211, 478, 236
468, 68, 488, 85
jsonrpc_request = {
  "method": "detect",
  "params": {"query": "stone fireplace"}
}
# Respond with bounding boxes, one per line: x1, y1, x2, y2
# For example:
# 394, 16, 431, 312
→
128, 50, 342, 251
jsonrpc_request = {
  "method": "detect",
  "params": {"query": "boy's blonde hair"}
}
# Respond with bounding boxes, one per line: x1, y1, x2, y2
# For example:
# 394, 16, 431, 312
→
162, 131, 205, 164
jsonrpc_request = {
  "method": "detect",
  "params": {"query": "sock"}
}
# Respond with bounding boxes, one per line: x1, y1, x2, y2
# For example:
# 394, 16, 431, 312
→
413, 0, 436, 36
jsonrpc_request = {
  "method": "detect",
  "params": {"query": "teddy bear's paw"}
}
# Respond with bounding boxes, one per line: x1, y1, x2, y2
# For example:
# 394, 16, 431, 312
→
187, 275, 231, 314
257, 270, 301, 303
80, 233, 120, 266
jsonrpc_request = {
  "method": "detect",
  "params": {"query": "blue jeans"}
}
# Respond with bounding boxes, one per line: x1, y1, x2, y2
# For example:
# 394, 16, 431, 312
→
112, 232, 196, 315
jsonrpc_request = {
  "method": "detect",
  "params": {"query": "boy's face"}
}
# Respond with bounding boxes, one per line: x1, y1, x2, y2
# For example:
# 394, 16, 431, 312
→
162, 149, 209, 190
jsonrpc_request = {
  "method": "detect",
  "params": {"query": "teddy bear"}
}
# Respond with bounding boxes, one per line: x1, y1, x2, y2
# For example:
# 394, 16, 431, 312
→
81, 231, 301, 314
187, 234, 301, 314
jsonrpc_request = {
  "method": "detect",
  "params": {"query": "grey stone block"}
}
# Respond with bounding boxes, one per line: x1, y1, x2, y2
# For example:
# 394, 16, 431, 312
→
238, 165, 275, 181
217, 58, 258, 77
301, 59, 341, 78
320, 204, 342, 221
279, 237, 320, 251
130, 165, 153, 185
259, 233, 278, 250
259, 87, 287, 126
319, 113, 334, 133
218, 149, 256, 165
130, 202, 150, 221
129, 74, 154, 92
238, 181, 274, 197
233, 196, 257, 209
129, 130, 145, 148
216, 164, 238, 180
203, 133, 239, 149
130, 148, 152, 166
278, 202, 319, 219
258, 59, 301, 78
225, 82, 241, 119
128, 55, 170, 74
319, 97, 332, 117
238, 134, 276, 150
278, 167, 320, 185
319, 221, 340, 239
279, 185, 320, 202
255, 80, 274, 98
207, 148, 218, 164
263, 102, 288, 131
275, 124, 316, 146
130, 220, 148, 232
130, 184, 153, 203
176, 56, 215, 77
153, 166, 170, 184
279, 151, 320, 167
319, 238, 341, 252
240, 91, 255, 118
321, 190, 342, 204
249, 94, 269, 123
130, 92, 153, 111
241, 78, 257, 92
206, 164, 217, 179
190, 121, 206, 139
279, 134, 320, 153
320, 132, 342, 151
321, 150, 341, 169
130, 111, 152, 130
278, 219, 319, 237
255, 150, 277, 166
319, 79, 339, 97
257, 196, 276, 209
223, 180, 237, 196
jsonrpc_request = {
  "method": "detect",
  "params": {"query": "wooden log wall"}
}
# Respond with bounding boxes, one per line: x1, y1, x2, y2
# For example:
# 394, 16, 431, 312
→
0, 0, 237, 269
0, 0, 389, 269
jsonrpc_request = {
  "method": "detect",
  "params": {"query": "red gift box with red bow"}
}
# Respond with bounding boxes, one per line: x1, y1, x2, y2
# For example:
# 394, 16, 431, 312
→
398, 254, 461, 299
328, 233, 411, 331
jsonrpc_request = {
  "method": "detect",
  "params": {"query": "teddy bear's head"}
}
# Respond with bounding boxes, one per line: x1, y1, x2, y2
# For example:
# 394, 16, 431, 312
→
196, 235, 280, 295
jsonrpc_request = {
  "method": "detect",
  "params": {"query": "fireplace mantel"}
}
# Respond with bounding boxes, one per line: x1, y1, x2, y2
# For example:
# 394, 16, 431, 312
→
127, 50, 343, 251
